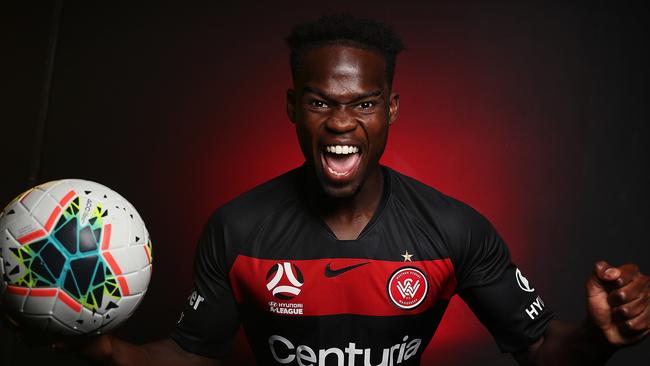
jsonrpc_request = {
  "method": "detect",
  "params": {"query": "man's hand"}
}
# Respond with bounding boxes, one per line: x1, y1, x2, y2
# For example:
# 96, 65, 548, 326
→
586, 260, 650, 346
52, 335, 220, 366
52, 333, 114, 362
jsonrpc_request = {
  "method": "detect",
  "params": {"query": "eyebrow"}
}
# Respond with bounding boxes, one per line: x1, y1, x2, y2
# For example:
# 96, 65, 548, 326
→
302, 86, 382, 105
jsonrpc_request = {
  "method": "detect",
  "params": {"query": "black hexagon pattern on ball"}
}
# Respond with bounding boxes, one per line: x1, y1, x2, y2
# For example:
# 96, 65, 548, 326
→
40, 242, 66, 279
69, 255, 99, 295
64, 269, 80, 298
30, 258, 56, 284
79, 226, 98, 253
29, 239, 47, 254
93, 286, 104, 306
92, 261, 105, 286
55, 216, 78, 255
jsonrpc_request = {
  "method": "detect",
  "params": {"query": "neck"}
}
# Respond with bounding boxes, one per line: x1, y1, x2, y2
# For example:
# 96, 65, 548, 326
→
305, 165, 385, 240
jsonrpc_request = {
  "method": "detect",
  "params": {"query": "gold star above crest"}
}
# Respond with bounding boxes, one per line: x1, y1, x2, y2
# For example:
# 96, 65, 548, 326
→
402, 250, 413, 262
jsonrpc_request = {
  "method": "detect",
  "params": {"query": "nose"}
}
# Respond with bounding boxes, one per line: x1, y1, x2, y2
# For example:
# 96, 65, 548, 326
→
325, 107, 357, 134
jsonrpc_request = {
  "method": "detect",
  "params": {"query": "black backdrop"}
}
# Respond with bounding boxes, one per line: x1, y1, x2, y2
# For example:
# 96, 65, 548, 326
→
1, 1, 649, 365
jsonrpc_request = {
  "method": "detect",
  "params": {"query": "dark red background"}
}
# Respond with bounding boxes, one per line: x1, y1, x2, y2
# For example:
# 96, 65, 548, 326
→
2, 1, 649, 365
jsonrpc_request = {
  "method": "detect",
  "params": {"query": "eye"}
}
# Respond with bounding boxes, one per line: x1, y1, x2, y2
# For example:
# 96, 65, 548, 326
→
358, 101, 376, 110
309, 100, 328, 108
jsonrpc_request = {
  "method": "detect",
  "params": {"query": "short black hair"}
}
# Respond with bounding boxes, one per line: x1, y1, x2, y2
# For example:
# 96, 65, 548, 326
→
285, 14, 405, 87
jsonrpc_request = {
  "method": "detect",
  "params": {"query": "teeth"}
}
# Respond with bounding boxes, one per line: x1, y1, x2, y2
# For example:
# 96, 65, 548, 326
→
325, 145, 359, 155
327, 166, 350, 176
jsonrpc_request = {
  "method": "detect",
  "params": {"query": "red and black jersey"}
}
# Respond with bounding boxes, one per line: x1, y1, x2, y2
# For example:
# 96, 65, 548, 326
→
171, 166, 553, 365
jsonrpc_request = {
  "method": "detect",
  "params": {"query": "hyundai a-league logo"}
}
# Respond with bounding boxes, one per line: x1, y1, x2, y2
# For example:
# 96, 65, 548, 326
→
387, 267, 428, 310
266, 262, 304, 300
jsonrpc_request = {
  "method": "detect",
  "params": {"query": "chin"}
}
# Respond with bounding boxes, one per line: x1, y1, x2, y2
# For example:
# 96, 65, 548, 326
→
318, 177, 363, 199
322, 185, 357, 199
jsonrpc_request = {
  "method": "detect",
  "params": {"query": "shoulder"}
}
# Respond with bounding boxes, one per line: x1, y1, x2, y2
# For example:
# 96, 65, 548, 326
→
386, 168, 508, 284
207, 167, 302, 232
195, 168, 303, 268
386, 167, 490, 237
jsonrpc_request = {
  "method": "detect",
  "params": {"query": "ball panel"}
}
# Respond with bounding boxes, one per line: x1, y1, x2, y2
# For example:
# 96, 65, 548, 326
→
48, 315, 80, 335
19, 188, 47, 212
6, 213, 45, 246
35, 180, 62, 191
2, 199, 29, 227
99, 292, 145, 333
101, 212, 130, 250
20, 314, 53, 332
2, 287, 28, 312
22, 290, 58, 314
43, 180, 74, 204
51, 291, 82, 331
65, 180, 126, 204
75, 306, 105, 334
97, 273, 124, 313
99, 316, 120, 333
1, 229, 21, 256
120, 292, 145, 317
3, 243, 30, 285
129, 217, 145, 246
30, 193, 59, 231
121, 266, 151, 295
109, 246, 150, 275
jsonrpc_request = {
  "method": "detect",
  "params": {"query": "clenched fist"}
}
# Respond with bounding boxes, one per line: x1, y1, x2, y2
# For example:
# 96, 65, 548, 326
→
586, 261, 650, 346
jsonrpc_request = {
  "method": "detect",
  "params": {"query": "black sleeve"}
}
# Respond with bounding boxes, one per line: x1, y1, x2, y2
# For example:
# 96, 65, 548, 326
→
450, 207, 553, 353
169, 213, 240, 358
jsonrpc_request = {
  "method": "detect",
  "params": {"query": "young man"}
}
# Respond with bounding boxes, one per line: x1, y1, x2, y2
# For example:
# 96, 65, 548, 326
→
82, 14, 649, 366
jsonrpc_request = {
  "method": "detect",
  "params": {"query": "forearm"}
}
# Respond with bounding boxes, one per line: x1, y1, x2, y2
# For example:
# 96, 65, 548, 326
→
89, 336, 221, 366
514, 319, 617, 366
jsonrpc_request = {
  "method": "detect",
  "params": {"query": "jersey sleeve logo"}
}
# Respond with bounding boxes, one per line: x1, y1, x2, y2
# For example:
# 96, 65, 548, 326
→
515, 268, 535, 292
387, 267, 428, 310
266, 262, 304, 300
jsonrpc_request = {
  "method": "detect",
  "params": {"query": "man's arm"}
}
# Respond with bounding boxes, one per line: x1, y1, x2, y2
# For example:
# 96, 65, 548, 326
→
64, 334, 222, 366
514, 261, 650, 365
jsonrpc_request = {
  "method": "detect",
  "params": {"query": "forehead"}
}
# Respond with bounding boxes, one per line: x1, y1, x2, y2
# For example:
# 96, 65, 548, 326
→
296, 45, 388, 93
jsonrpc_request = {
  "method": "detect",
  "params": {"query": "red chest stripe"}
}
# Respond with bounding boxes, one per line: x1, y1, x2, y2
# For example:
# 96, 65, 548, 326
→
229, 255, 457, 317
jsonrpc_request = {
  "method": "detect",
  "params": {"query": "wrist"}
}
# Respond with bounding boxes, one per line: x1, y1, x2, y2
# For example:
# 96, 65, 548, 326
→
580, 318, 618, 359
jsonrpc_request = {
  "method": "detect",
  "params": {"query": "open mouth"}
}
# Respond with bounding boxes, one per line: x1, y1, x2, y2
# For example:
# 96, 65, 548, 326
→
320, 144, 362, 182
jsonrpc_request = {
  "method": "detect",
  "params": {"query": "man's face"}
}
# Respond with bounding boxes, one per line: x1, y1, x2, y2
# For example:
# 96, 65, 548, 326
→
287, 45, 399, 198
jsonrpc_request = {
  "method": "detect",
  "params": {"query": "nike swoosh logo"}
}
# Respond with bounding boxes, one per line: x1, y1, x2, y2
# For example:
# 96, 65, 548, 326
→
325, 262, 369, 278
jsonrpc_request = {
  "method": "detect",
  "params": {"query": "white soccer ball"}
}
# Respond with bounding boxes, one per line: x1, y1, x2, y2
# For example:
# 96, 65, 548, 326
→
0, 179, 152, 335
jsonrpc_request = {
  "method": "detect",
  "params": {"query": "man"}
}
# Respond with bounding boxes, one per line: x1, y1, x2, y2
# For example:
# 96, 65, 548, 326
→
79, 14, 649, 365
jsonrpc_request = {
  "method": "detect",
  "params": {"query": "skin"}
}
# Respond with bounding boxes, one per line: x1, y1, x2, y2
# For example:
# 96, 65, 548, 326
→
286, 45, 398, 239
51, 45, 649, 365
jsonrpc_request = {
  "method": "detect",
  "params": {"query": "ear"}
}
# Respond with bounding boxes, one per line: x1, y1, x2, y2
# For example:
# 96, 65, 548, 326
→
286, 89, 296, 124
388, 92, 399, 125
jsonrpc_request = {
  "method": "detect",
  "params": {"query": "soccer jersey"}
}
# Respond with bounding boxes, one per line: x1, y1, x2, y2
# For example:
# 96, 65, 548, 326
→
171, 166, 553, 365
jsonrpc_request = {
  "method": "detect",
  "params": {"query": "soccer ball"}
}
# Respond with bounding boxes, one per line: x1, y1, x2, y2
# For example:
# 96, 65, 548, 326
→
0, 179, 152, 335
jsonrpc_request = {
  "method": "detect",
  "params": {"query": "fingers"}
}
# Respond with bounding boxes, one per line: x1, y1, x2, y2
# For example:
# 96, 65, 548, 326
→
594, 261, 624, 284
613, 264, 641, 288
619, 305, 650, 338
587, 261, 611, 295
593, 261, 643, 290
614, 292, 650, 320
607, 271, 649, 307
605, 265, 650, 344
52, 334, 114, 362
